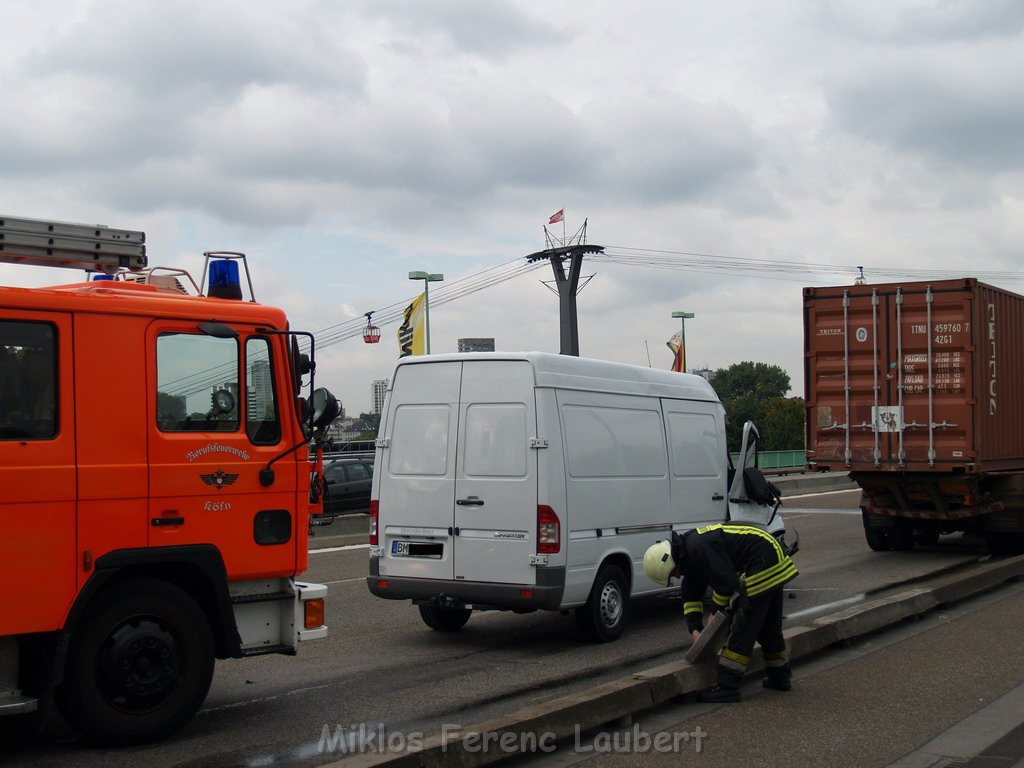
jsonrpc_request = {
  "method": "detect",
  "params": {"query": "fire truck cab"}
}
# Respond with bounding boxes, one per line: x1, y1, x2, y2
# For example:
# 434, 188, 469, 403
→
0, 215, 338, 745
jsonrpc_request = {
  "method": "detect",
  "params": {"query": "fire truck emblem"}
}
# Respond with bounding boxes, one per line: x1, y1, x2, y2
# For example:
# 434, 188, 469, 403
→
199, 470, 239, 490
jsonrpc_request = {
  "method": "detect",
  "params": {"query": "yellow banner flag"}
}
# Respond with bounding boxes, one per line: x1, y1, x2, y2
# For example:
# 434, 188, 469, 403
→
397, 294, 426, 357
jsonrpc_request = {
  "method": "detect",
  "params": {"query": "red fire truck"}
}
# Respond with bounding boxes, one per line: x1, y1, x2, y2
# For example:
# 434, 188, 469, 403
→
0, 215, 338, 745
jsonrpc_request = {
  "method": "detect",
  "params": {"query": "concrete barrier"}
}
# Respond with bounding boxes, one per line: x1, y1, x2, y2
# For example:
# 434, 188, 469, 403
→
327, 554, 1024, 767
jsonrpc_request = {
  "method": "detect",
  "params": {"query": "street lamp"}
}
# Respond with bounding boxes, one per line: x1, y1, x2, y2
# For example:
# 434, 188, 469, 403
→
408, 271, 444, 354
671, 311, 695, 373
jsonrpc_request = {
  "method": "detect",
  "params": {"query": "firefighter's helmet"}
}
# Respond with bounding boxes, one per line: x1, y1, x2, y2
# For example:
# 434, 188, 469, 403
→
643, 540, 676, 586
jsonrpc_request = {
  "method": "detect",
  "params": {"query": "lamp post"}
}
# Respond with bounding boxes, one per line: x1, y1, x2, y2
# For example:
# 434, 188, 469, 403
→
408, 271, 444, 354
671, 311, 695, 373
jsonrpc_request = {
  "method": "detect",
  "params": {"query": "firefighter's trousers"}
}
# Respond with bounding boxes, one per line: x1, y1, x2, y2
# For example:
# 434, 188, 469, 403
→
718, 586, 789, 675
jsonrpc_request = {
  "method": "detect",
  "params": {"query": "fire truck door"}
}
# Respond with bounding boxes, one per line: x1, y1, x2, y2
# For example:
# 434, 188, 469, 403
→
0, 313, 76, 634
146, 323, 299, 579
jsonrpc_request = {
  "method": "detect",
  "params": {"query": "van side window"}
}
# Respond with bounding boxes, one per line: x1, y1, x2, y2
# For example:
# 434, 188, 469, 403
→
464, 404, 527, 477
0, 321, 57, 440
666, 411, 722, 478
245, 337, 281, 445
563, 405, 667, 478
156, 333, 240, 432
390, 405, 450, 475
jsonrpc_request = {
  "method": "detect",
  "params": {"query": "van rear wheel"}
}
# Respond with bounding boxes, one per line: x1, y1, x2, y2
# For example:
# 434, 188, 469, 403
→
575, 565, 629, 643
418, 604, 472, 632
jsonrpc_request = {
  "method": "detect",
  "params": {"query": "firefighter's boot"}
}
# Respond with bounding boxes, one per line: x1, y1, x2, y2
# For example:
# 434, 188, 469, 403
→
697, 668, 742, 703
762, 664, 793, 692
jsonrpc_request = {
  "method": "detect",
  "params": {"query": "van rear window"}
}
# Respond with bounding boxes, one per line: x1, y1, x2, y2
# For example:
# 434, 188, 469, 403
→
464, 403, 527, 477
389, 404, 451, 475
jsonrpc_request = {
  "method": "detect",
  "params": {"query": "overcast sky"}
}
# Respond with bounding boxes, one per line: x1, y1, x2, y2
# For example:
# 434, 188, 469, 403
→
2, 1, 1022, 415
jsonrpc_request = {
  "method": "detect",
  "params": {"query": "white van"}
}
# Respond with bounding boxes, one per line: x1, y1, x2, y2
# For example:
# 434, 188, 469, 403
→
366, 352, 788, 642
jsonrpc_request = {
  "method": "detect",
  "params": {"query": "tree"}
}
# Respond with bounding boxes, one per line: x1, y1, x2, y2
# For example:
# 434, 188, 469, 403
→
711, 361, 790, 402
710, 362, 804, 452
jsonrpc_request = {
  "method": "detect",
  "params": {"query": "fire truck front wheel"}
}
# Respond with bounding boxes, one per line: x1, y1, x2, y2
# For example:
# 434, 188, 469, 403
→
56, 579, 215, 745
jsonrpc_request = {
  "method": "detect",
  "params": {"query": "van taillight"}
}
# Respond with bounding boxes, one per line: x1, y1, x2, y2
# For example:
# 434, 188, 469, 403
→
370, 500, 379, 546
537, 505, 560, 554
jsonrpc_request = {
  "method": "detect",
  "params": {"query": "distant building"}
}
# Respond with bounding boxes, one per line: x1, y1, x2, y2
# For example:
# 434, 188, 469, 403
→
458, 337, 495, 353
692, 367, 714, 382
372, 379, 389, 415
247, 359, 273, 418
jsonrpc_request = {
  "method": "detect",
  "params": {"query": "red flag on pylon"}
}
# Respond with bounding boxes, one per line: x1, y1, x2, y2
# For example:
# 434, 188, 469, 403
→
548, 209, 564, 224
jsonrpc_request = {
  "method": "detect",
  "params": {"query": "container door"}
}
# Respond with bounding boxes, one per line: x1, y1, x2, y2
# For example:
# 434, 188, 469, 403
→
883, 286, 973, 468
806, 282, 973, 470
377, 361, 461, 581
0, 313, 76, 634
146, 323, 299, 579
453, 360, 537, 585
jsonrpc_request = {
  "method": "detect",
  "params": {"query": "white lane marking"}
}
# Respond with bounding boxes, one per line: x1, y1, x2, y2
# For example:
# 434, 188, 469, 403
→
785, 508, 862, 515
786, 593, 866, 621
783, 488, 860, 500
310, 543, 371, 554
201, 683, 333, 714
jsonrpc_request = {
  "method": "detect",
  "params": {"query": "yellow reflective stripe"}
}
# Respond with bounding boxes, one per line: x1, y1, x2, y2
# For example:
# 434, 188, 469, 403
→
747, 564, 798, 590
696, 524, 723, 535
711, 591, 730, 607
745, 558, 796, 587
683, 601, 704, 615
720, 648, 750, 666
764, 649, 789, 661
747, 564, 799, 595
720, 524, 786, 559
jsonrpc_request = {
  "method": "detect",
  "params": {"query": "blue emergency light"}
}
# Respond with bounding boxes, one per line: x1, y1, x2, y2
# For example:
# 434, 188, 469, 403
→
208, 259, 243, 300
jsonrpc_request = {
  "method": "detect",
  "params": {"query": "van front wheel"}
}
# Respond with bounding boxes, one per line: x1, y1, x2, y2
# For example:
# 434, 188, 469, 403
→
419, 604, 472, 632
575, 565, 629, 643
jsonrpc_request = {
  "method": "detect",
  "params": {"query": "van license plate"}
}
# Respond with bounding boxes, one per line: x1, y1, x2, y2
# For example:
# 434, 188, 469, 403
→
391, 540, 443, 558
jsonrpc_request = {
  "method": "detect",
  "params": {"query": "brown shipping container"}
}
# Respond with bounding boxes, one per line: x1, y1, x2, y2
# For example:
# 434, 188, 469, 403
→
804, 278, 1024, 474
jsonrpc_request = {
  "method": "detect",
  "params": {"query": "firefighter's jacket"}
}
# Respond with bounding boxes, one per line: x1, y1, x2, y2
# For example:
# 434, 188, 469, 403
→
675, 524, 798, 633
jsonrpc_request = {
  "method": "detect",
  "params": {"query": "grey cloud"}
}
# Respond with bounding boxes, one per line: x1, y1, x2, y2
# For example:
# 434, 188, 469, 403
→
813, 0, 1024, 44
358, 0, 564, 60
827, 48, 1024, 172
895, 0, 1024, 42
580, 93, 766, 207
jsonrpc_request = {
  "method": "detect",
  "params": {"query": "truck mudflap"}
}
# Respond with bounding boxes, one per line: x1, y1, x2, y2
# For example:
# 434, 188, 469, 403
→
366, 557, 564, 611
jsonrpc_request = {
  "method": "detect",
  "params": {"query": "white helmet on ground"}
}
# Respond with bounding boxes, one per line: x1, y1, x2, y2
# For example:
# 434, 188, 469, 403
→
643, 540, 676, 586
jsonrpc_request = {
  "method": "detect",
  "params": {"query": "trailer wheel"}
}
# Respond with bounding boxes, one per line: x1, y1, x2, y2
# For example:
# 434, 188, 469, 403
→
889, 519, 916, 551
862, 510, 891, 552
418, 604, 472, 632
56, 579, 214, 746
575, 564, 629, 643
864, 527, 891, 551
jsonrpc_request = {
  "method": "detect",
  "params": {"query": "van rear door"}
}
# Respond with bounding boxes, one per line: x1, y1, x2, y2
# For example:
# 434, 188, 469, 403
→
453, 360, 537, 585
377, 361, 461, 581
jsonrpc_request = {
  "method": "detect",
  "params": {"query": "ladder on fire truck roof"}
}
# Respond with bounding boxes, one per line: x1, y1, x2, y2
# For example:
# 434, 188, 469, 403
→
0, 214, 147, 274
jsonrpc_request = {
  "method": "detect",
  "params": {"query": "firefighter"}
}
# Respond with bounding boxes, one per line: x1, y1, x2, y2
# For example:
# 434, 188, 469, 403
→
643, 524, 798, 702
